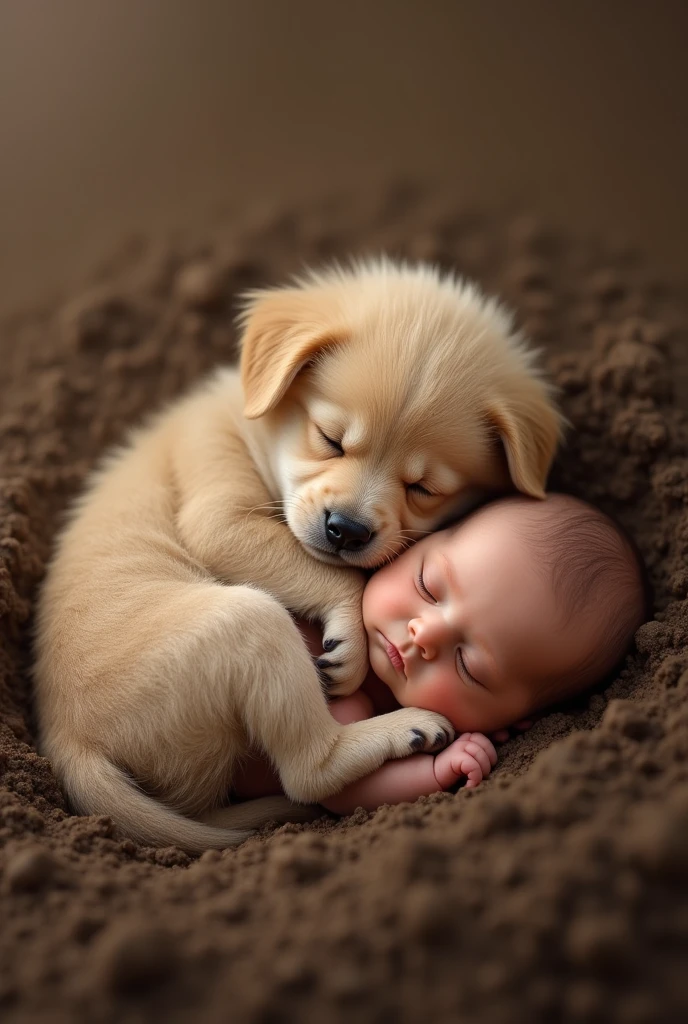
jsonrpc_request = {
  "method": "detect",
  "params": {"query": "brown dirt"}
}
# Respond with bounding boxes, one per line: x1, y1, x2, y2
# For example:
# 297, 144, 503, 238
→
2, 188, 688, 1023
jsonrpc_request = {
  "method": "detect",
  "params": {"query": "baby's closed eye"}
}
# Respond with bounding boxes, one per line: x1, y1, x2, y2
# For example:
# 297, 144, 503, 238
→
456, 648, 483, 688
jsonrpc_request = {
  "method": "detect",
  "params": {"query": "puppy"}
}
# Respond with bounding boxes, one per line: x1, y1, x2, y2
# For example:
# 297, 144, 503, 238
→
34, 258, 563, 852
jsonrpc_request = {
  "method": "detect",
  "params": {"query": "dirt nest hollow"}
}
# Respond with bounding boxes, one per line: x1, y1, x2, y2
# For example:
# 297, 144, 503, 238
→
2, 188, 688, 1024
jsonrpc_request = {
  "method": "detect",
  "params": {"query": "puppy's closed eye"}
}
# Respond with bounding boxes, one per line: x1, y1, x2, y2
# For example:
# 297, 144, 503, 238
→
317, 427, 344, 456
406, 482, 433, 498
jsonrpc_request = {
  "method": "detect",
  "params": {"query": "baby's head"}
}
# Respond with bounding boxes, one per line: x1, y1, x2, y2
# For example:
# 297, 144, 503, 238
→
362, 493, 649, 734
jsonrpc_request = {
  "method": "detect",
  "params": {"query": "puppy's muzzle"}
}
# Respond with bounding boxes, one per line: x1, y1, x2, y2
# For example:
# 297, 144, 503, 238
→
324, 510, 376, 553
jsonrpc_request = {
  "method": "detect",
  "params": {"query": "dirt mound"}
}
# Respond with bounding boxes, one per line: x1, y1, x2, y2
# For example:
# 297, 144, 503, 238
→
2, 189, 688, 1023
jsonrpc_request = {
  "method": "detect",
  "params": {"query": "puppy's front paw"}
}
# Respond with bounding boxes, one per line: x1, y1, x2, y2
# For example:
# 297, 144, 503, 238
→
404, 710, 455, 754
318, 606, 368, 697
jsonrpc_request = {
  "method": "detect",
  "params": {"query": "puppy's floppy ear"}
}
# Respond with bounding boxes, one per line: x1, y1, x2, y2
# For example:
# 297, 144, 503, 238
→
240, 288, 345, 419
487, 383, 564, 499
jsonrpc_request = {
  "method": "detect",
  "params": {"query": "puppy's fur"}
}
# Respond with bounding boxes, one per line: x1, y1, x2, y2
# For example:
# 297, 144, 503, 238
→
34, 259, 562, 852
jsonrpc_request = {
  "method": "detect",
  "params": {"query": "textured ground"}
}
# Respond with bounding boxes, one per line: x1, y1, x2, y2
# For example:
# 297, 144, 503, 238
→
1, 189, 688, 1023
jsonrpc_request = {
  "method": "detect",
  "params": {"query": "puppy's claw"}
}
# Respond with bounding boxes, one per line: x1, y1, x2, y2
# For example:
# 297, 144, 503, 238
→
410, 728, 427, 751
408, 721, 455, 754
315, 657, 343, 672
320, 605, 368, 696
315, 661, 351, 701
434, 729, 451, 749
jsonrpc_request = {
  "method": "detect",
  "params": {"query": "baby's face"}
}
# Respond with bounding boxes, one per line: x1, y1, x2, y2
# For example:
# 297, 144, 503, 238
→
362, 503, 587, 733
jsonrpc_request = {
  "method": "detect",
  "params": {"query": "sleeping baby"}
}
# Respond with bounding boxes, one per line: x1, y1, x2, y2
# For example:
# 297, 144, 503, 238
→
232, 493, 649, 813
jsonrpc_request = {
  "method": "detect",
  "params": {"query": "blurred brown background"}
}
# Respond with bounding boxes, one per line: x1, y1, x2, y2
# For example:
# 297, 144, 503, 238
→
1, 0, 687, 317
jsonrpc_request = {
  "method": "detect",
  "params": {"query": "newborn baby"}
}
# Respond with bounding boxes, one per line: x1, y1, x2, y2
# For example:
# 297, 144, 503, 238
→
232, 493, 648, 814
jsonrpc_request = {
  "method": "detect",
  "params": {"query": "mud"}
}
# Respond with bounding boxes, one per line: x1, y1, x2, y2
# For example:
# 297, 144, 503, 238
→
1, 190, 688, 1022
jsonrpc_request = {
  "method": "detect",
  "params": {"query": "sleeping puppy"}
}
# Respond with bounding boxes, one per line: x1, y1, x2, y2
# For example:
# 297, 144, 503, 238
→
34, 258, 563, 852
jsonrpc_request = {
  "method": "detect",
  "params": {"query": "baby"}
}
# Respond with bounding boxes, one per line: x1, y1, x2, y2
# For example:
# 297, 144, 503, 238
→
232, 493, 649, 814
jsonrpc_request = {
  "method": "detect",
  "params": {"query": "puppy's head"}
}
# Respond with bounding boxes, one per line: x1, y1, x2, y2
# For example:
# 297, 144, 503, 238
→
239, 259, 564, 569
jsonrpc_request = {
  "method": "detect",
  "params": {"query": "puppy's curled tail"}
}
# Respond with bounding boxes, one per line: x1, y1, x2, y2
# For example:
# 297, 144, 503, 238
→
61, 748, 316, 854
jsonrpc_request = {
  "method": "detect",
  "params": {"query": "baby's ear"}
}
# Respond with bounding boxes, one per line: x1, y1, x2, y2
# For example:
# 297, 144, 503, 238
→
239, 288, 346, 419
487, 382, 564, 498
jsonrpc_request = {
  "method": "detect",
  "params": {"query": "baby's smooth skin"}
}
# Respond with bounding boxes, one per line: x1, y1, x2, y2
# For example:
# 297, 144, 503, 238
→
233, 494, 646, 814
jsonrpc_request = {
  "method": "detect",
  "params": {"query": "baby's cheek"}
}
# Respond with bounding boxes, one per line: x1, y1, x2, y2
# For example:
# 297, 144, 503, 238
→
417, 673, 501, 732
417, 672, 466, 725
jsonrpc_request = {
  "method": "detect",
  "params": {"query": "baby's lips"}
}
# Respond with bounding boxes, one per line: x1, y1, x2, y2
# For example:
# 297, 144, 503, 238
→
383, 635, 406, 674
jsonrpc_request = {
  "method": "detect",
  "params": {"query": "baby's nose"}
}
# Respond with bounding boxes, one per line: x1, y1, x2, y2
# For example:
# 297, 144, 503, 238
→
408, 618, 440, 659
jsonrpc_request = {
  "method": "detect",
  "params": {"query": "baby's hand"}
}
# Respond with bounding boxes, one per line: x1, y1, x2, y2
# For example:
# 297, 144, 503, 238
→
433, 732, 497, 790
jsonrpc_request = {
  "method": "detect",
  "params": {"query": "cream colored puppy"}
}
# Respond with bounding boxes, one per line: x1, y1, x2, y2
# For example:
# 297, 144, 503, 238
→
34, 259, 562, 852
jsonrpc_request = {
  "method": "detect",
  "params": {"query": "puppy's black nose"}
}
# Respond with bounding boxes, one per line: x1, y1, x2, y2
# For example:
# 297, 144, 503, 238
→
325, 511, 374, 552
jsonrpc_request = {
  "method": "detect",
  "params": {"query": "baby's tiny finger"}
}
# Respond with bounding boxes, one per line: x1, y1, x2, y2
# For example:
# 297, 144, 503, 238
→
464, 742, 492, 778
470, 733, 498, 766
462, 756, 483, 786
